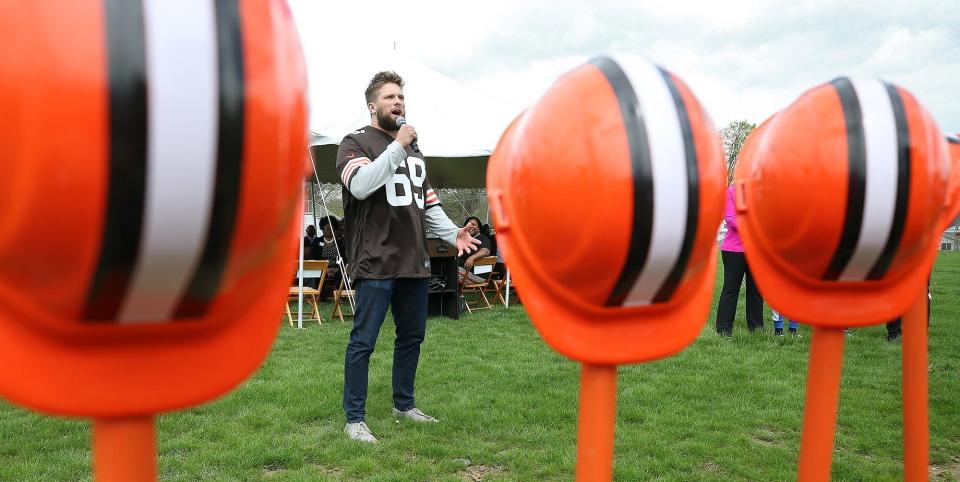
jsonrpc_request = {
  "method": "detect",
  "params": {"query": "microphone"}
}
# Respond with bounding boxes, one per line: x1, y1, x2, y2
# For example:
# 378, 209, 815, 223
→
395, 116, 419, 152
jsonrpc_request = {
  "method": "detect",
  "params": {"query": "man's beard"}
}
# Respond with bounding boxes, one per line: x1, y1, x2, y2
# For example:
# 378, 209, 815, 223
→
377, 110, 400, 131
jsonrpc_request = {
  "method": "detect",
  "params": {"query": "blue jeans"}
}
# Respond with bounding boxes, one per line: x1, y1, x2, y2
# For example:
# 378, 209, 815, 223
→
772, 309, 799, 330
343, 278, 428, 423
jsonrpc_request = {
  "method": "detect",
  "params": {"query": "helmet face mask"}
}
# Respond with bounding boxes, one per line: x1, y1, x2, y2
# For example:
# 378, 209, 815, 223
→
736, 77, 950, 327
488, 55, 725, 365
0, 0, 307, 417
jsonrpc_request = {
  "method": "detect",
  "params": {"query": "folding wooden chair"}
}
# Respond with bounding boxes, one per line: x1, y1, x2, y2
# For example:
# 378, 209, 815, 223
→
481, 269, 504, 307
462, 256, 497, 313
330, 274, 355, 324
491, 270, 519, 307
287, 260, 328, 326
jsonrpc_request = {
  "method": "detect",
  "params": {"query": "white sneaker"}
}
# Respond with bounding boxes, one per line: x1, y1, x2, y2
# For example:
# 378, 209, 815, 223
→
345, 421, 378, 443
393, 407, 439, 423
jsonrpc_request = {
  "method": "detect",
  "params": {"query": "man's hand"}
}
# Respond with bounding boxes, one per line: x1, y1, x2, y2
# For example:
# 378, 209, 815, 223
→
397, 124, 417, 148
455, 226, 482, 257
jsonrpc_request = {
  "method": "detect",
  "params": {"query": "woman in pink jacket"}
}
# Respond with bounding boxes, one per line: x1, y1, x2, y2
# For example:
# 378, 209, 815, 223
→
715, 185, 764, 336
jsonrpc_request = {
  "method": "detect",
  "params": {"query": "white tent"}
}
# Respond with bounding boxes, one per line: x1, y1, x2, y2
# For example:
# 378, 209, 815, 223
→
291, 49, 524, 326
305, 50, 519, 188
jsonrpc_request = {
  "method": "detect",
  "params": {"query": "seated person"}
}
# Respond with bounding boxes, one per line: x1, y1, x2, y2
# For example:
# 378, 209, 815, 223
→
302, 224, 317, 259
480, 223, 507, 279
311, 216, 347, 299
293, 224, 320, 289
458, 216, 491, 271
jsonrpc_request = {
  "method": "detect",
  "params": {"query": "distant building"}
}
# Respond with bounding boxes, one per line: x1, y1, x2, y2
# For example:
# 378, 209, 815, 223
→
942, 225, 959, 251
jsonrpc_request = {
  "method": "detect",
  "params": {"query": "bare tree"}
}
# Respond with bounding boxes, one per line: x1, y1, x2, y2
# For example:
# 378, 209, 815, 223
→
439, 188, 488, 226
309, 182, 344, 219
720, 120, 756, 184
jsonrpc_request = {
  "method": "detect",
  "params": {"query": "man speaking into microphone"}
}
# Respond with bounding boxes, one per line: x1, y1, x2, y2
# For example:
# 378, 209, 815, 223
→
336, 71, 480, 443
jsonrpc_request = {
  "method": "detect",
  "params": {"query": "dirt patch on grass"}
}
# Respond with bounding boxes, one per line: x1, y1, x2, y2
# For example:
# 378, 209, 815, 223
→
701, 460, 722, 472
310, 463, 344, 476
751, 427, 788, 447
265, 464, 343, 479
263, 465, 285, 477
461, 464, 506, 481
930, 456, 960, 481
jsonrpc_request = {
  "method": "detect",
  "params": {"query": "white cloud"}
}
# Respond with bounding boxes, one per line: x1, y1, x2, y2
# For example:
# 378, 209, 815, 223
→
866, 26, 955, 72
289, 0, 960, 132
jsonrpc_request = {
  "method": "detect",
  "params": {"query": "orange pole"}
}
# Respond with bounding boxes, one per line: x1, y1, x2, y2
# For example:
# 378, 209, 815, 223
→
575, 363, 618, 482
798, 326, 845, 482
92, 415, 157, 482
902, 293, 929, 482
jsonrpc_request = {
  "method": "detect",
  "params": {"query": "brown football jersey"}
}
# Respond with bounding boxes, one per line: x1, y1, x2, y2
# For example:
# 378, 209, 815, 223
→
336, 127, 442, 279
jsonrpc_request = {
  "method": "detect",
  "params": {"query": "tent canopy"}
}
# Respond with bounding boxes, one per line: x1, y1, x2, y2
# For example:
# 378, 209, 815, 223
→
306, 50, 519, 188
309, 143, 490, 188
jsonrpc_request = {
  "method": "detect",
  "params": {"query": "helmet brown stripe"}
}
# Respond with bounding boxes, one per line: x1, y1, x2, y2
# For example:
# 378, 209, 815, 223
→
589, 56, 655, 307
823, 77, 866, 280
174, 0, 246, 318
84, 0, 148, 321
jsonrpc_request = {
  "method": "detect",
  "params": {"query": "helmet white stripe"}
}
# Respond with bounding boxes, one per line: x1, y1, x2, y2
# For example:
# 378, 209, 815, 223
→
119, 0, 220, 322
616, 57, 691, 306
824, 77, 911, 282
839, 77, 903, 281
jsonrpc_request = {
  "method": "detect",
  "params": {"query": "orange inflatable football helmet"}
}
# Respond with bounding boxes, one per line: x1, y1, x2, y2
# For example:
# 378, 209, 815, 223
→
735, 77, 949, 327
487, 55, 726, 364
941, 134, 960, 228
0, 0, 307, 417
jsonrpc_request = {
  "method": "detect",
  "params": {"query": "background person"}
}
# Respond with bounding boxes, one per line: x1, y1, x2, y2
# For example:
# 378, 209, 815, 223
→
303, 224, 317, 258
458, 216, 491, 270
771, 310, 800, 337
715, 185, 764, 336
311, 217, 346, 299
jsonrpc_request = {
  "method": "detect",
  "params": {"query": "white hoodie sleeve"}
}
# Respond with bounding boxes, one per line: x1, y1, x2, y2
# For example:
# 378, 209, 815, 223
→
424, 205, 459, 247
341, 140, 407, 200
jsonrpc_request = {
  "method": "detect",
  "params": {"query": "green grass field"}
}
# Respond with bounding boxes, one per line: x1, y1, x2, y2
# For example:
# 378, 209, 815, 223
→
1, 253, 958, 481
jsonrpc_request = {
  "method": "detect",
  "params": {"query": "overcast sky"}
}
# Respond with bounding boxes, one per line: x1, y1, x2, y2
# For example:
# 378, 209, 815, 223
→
289, 0, 960, 133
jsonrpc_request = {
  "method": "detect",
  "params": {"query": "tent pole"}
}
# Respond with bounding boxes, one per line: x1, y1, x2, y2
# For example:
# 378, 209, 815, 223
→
308, 147, 355, 312
505, 269, 511, 308
309, 180, 318, 228
297, 181, 305, 329
449, 189, 471, 222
